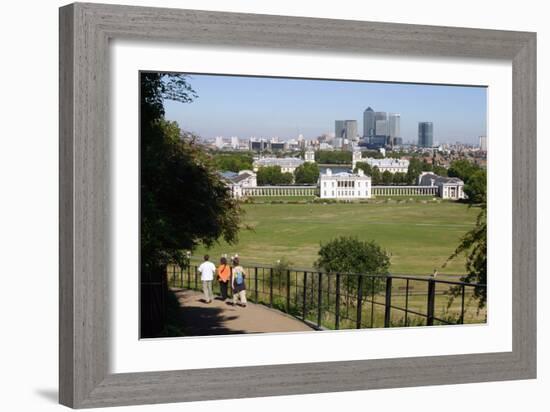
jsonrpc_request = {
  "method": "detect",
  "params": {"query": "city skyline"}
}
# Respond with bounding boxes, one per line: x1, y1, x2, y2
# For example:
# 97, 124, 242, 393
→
164, 73, 487, 145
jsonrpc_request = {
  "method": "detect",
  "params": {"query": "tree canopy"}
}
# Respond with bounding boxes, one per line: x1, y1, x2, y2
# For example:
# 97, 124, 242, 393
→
212, 152, 253, 172
315, 236, 391, 294
315, 150, 352, 164
140, 72, 242, 272
256, 166, 294, 185
444, 204, 487, 307
294, 162, 320, 184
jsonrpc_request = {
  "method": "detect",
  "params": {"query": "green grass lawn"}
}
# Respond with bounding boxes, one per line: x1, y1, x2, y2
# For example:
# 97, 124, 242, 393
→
195, 202, 481, 276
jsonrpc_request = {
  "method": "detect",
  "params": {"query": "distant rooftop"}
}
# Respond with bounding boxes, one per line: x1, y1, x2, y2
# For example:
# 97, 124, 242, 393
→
254, 157, 304, 168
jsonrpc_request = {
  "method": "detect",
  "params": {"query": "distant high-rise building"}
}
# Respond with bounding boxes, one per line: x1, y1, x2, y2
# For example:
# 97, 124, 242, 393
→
230, 136, 239, 149
215, 136, 225, 148
363, 107, 375, 137
374, 112, 388, 136
418, 122, 434, 147
479, 135, 487, 151
375, 119, 387, 137
335, 120, 358, 141
335, 120, 345, 138
388, 113, 401, 144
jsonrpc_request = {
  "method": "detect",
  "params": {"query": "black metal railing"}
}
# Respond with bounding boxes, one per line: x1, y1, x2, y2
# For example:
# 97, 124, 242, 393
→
167, 262, 487, 330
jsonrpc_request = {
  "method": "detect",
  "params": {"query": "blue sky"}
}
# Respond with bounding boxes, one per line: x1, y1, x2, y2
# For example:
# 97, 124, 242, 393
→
163, 74, 487, 145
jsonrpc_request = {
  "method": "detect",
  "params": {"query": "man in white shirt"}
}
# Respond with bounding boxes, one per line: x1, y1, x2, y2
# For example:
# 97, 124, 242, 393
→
197, 254, 216, 303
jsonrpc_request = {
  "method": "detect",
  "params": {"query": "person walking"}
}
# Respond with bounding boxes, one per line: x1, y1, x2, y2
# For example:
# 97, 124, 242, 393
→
217, 256, 231, 301
197, 254, 216, 303
231, 257, 247, 307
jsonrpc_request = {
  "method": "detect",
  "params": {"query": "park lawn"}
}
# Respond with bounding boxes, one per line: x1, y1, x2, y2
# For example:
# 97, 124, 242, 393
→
195, 202, 482, 276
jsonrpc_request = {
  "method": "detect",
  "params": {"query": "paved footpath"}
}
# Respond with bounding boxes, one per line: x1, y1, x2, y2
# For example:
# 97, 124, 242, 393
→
172, 288, 313, 336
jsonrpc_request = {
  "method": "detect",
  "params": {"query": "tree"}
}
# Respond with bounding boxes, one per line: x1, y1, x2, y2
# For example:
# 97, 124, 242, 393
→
256, 166, 294, 185
315, 237, 391, 295
140, 72, 243, 336
315, 150, 352, 164
406, 157, 423, 184
354, 162, 372, 175
444, 204, 487, 308
294, 162, 320, 184
371, 166, 381, 185
213, 152, 253, 172
432, 165, 448, 176
140, 73, 242, 271
382, 170, 393, 185
421, 160, 433, 172
393, 172, 406, 185
464, 169, 487, 204
448, 159, 478, 182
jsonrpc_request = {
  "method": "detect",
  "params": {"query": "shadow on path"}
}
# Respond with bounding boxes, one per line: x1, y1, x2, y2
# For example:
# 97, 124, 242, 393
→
172, 289, 313, 336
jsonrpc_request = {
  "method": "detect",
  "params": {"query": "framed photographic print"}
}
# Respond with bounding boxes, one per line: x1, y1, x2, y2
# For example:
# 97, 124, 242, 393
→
59, 2, 536, 408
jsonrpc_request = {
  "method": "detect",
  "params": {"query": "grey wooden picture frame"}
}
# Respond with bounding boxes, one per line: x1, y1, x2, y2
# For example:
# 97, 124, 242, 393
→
59, 2, 536, 409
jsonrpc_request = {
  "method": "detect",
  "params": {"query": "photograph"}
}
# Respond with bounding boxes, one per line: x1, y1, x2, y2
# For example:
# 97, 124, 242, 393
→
140, 72, 488, 338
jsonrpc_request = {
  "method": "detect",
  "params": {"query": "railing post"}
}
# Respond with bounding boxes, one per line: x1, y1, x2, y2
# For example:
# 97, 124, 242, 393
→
254, 267, 258, 303
194, 266, 198, 291
269, 267, 273, 307
427, 278, 436, 326
405, 278, 410, 326
460, 284, 466, 324
286, 269, 291, 313
356, 275, 364, 328
302, 271, 308, 320
384, 276, 393, 327
317, 273, 323, 328
335, 273, 341, 330
370, 277, 375, 327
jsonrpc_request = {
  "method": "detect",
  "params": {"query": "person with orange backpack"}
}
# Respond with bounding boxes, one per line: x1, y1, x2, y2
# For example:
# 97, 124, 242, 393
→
217, 256, 231, 301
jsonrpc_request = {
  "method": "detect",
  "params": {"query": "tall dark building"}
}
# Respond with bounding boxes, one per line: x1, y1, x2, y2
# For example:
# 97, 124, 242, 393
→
363, 107, 375, 137
418, 122, 434, 147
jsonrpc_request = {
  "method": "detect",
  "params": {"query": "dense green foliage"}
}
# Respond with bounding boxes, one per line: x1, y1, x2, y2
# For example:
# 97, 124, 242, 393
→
381, 170, 393, 185
256, 166, 294, 185
445, 204, 487, 307
294, 162, 320, 184
406, 157, 424, 184
315, 150, 352, 164
316, 236, 390, 275
432, 165, 448, 176
140, 72, 242, 272
448, 159, 487, 204
371, 166, 381, 185
212, 152, 253, 172
448, 159, 478, 181
315, 236, 391, 294
354, 161, 372, 175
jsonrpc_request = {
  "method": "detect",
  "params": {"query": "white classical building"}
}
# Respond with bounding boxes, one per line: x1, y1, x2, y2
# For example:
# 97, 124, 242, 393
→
351, 150, 409, 173
365, 157, 409, 173
319, 168, 372, 199
418, 172, 466, 200
253, 157, 304, 174
304, 150, 315, 163
220, 170, 257, 199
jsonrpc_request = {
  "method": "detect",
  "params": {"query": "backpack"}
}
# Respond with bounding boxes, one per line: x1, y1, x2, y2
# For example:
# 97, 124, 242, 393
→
234, 269, 244, 285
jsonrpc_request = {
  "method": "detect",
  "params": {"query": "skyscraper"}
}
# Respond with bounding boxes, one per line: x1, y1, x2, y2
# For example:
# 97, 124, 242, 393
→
418, 122, 434, 147
374, 111, 387, 136
375, 119, 387, 137
388, 113, 401, 143
363, 107, 375, 137
335, 120, 345, 138
335, 120, 358, 140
